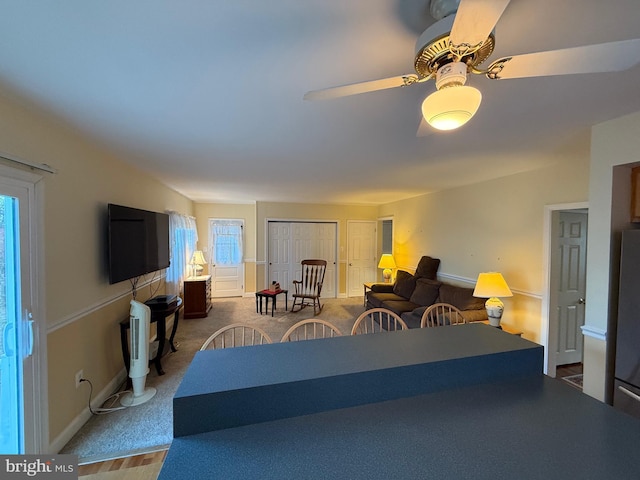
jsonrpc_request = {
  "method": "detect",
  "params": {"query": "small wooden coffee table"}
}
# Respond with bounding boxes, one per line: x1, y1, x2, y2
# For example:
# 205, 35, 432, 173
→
255, 289, 288, 317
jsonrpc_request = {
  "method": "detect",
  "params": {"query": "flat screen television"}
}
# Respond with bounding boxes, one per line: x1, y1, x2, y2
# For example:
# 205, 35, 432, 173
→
107, 204, 170, 284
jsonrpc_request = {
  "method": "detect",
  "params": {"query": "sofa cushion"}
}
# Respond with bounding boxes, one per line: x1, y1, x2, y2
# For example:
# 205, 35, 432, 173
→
414, 256, 440, 280
400, 311, 422, 329
462, 310, 489, 322
438, 284, 486, 311
381, 300, 421, 317
409, 278, 441, 306
370, 283, 394, 293
393, 270, 417, 299
367, 292, 406, 309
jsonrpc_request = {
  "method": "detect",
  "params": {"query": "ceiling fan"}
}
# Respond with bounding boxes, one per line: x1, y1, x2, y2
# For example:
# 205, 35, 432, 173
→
303, 0, 640, 131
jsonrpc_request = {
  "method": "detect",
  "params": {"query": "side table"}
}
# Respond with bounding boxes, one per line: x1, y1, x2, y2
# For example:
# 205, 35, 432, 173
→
255, 289, 288, 317
120, 297, 183, 377
183, 275, 212, 319
479, 320, 523, 337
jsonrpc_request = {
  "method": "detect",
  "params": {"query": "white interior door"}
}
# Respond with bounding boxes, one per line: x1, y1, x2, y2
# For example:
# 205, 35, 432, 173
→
268, 222, 292, 291
554, 211, 588, 367
347, 221, 377, 297
209, 219, 244, 297
291, 222, 336, 298
317, 223, 337, 297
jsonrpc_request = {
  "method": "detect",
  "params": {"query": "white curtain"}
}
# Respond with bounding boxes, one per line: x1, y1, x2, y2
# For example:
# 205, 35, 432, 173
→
166, 211, 198, 296
209, 220, 243, 265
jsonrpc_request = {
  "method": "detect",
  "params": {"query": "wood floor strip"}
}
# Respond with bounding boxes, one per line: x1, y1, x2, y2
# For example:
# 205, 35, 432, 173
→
78, 463, 162, 480
78, 450, 167, 477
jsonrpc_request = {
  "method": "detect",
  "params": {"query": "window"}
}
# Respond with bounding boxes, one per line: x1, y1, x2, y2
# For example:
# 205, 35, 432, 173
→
208, 220, 243, 265
166, 212, 198, 295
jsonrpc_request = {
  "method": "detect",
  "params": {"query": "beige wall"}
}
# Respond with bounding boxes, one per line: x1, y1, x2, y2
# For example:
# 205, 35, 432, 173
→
379, 150, 590, 344
193, 201, 380, 296
1, 78, 622, 452
193, 202, 257, 293
256, 202, 379, 295
584, 110, 640, 400
0, 91, 193, 449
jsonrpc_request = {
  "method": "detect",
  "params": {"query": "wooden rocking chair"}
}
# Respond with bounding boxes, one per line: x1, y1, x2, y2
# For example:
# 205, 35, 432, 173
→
291, 259, 327, 315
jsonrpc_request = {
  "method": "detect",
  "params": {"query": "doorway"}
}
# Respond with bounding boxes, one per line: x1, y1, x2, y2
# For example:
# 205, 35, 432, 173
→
543, 203, 588, 377
0, 166, 45, 453
208, 219, 245, 297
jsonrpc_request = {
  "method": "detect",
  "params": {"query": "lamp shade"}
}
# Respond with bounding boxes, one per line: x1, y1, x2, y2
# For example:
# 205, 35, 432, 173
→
190, 250, 207, 265
421, 85, 482, 131
473, 272, 513, 298
378, 254, 397, 270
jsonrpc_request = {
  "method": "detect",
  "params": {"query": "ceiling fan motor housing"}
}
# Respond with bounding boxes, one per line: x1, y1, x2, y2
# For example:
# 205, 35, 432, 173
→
414, 14, 495, 78
435, 62, 468, 89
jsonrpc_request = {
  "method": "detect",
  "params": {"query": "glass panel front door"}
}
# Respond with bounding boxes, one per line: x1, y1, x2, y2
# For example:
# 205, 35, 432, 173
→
0, 195, 23, 453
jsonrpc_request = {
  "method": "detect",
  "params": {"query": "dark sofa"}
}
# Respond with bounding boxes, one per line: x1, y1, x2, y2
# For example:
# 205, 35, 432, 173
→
366, 256, 487, 328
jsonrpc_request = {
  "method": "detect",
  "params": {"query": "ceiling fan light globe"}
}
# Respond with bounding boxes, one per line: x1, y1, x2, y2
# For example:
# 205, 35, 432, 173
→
422, 85, 482, 131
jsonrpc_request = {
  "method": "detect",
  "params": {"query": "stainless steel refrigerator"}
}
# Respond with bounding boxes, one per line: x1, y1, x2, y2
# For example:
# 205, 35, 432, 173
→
614, 229, 640, 418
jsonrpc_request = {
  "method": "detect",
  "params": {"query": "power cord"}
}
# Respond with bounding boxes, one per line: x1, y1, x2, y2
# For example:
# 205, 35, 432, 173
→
80, 378, 131, 415
148, 271, 163, 298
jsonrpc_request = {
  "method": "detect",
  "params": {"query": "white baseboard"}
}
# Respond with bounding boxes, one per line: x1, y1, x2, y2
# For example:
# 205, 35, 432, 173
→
244, 292, 347, 299
49, 369, 128, 454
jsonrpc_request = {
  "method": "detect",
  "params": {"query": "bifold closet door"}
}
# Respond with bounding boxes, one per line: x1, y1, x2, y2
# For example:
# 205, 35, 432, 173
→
268, 222, 292, 291
268, 222, 336, 298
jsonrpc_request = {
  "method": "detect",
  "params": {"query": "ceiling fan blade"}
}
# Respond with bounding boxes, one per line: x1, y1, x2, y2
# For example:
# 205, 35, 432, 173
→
303, 74, 420, 101
449, 0, 511, 49
487, 38, 640, 80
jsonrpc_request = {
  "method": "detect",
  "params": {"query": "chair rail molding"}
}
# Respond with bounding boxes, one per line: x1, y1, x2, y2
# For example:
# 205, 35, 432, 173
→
581, 324, 607, 341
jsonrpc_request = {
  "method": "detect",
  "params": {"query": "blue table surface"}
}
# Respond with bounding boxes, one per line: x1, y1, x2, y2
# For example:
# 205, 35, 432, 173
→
161, 375, 640, 479
175, 323, 540, 397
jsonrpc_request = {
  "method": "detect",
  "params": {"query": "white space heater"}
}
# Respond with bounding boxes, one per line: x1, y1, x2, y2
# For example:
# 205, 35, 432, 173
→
120, 300, 157, 406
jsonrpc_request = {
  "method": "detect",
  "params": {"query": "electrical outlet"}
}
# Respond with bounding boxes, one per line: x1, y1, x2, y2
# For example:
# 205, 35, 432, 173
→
75, 370, 84, 388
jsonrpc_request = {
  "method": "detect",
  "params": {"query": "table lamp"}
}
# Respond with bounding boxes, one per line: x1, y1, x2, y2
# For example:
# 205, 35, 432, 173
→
378, 254, 397, 283
190, 250, 207, 277
472, 272, 513, 327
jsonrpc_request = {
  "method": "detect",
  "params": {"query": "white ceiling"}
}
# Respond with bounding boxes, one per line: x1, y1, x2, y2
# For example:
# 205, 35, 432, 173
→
1, 0, 640, 205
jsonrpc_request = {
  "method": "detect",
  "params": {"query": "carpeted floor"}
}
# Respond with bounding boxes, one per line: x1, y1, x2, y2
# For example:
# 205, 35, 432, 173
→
561, 374, 583, 391
61, 295, 367, 462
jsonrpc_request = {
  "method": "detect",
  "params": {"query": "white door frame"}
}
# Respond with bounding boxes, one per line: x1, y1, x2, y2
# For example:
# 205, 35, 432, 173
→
542, 202, 588, 376
0, 165, 47, 453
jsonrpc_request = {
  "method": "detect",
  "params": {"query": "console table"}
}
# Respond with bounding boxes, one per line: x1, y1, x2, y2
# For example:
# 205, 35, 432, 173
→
119, 297, 182, 377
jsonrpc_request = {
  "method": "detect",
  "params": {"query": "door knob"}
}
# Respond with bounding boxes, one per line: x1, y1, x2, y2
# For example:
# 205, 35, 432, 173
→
578, 298, 586, 305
